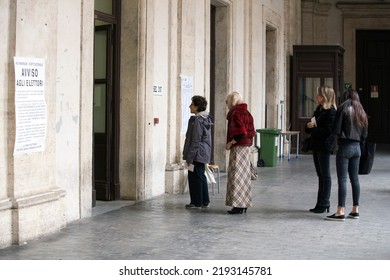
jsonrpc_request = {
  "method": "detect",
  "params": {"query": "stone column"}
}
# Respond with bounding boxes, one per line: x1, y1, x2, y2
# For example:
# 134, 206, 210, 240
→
5, 0, 65, 245
165, 0, 186, 194
120, 0, 140, 199
0, 0, 13, 249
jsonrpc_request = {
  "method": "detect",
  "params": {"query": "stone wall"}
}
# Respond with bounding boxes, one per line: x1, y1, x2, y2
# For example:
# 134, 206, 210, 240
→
0, 0, 93, 248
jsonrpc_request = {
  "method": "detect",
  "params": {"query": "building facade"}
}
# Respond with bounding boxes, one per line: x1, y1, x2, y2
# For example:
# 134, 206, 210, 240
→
1, 0, 389, 249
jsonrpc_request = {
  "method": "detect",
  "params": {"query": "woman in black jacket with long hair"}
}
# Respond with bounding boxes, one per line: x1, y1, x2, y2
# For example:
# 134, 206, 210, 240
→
326, 89, 368, 221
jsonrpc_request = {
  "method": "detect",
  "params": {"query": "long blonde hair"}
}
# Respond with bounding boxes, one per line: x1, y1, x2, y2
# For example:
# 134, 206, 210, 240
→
225, 91, 243, 109
318, 86, 337, 110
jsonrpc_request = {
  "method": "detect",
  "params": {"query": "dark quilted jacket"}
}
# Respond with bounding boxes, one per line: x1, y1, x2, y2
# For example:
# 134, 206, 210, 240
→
182, 112, 213, 164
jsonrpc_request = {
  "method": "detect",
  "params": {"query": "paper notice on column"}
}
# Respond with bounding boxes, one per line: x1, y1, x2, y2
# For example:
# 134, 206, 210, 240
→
181, 75, 193, 133
13, 57, 46, 156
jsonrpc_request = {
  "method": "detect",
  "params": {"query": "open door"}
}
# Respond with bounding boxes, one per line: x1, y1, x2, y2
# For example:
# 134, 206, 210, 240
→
93, 7, 121, 205
93, 24, 113, 202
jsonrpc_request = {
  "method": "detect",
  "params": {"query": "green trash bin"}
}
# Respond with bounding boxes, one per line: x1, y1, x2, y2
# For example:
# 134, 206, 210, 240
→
256, 128, 281, 167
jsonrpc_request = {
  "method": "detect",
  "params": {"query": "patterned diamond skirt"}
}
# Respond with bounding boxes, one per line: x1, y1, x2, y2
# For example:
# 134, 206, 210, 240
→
225, 146, 252, 208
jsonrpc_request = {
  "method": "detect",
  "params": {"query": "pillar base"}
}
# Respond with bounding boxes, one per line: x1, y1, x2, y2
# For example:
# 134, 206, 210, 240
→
165, 164, 187, 194
11, 188, 66, 245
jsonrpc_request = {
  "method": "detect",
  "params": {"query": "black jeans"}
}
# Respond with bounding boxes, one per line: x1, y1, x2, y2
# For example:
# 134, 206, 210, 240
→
188, 161, 210, 206
312, 150, 332, 208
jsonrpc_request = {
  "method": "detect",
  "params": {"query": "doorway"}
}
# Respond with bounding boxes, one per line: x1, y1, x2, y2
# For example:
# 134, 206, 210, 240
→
291, 45, 344, 147
356, 30, 390, 143
93, 0, 121, 205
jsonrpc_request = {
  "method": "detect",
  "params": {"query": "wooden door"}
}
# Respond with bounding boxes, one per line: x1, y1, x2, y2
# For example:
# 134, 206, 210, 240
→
93, 23, 120, 202
292, 45, 344, 152
93, 25, 113, 201
294, 76, 334, 150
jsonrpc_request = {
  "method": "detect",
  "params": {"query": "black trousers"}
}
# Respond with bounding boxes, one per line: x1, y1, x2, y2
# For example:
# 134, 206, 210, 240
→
188, 162, 210, 206
312, 150, 332, 207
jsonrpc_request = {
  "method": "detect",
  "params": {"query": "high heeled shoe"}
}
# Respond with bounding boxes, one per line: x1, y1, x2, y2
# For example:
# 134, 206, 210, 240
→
309, 205, 319, 212
313, 206, 329, 213
227, 207, 244, 214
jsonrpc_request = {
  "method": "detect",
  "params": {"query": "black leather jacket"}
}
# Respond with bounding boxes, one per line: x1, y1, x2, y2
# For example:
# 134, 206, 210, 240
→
333, 100, 368, 144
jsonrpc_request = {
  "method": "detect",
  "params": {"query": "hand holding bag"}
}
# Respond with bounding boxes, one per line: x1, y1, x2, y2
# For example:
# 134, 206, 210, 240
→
204, 164, 216, 184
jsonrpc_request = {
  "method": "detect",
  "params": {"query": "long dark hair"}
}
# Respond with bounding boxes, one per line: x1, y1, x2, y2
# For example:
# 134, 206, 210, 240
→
344, 89, 368, 127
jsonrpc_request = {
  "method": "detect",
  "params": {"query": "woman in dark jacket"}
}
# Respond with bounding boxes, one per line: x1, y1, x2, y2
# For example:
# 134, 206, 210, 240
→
225, 92, 256, 214
305, 86, 337, 213
326, 89, 368, 221
183, 95, 213, 209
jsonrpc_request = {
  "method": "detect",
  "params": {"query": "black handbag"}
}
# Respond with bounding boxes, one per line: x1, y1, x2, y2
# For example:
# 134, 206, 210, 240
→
301, 137, 312, 152
359, 141, 376, 175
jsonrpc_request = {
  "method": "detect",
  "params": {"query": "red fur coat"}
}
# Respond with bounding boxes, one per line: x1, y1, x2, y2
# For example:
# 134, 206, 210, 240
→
226, 103, 255, 147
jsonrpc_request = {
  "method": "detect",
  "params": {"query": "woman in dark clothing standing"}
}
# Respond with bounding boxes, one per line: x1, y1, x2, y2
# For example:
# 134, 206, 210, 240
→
326, 89, 368, 221
183, 95, 213, 209
305, 86, 337, 213
225, 92, 256, 214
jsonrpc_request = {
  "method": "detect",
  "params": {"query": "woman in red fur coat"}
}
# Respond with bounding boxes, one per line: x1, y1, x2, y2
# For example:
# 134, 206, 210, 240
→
225, 92, 256, 214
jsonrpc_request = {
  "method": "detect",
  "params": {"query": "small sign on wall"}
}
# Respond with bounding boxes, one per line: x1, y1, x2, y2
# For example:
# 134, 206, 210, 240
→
370, 85, 379, 98
153, 85, 163, 96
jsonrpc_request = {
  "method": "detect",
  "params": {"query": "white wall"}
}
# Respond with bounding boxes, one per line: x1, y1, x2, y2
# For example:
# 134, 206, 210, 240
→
0, 1, 11, 200
148, 0, 170, 197
0, 0, 94, 248
0, 0, 13, 248
56, 0, 82, 221
5, 0, 66, 245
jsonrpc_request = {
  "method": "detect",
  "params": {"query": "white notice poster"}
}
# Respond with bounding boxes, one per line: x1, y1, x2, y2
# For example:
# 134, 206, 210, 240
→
13, 57, 46, 156
181, 76, 193, 133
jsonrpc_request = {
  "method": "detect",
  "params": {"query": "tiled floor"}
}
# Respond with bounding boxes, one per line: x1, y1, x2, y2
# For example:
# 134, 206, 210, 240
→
0, 144, 389, 260
92, 200, 135, 217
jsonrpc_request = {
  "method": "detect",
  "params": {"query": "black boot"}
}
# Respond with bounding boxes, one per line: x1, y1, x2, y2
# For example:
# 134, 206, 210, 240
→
227, 207, 244, 214
313, 206, 330, 213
